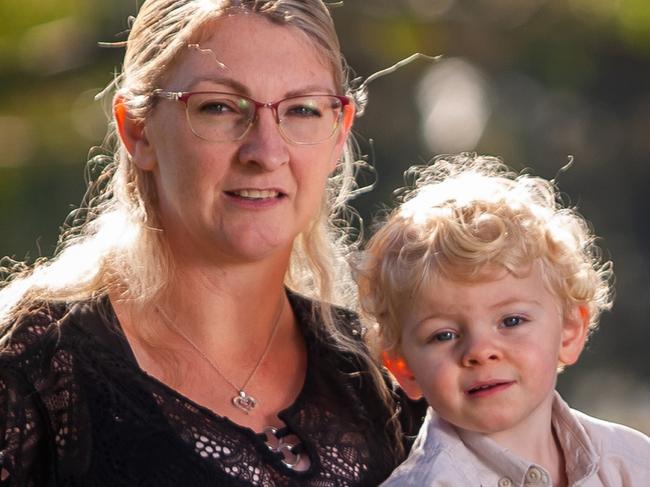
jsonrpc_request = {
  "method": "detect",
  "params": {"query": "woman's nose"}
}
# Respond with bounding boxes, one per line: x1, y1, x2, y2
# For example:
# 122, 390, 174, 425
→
237, 108, 289, 171
461, 333, 503, 367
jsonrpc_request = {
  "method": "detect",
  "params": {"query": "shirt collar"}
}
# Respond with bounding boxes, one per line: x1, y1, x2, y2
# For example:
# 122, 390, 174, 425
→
453, 391, 600, 485
457, 425, 540, 485
550, 391, 600, 483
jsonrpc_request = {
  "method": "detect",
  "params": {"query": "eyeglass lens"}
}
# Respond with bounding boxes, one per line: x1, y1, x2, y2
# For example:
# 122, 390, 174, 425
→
185, 93, 344, 144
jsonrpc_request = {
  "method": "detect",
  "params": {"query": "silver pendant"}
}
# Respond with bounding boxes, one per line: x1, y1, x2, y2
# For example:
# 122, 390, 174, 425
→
232, 390, 257, 414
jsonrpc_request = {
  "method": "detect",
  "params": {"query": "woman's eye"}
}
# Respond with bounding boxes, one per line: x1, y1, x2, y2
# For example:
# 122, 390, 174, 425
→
286, 104, 321, 118
502, 316, 526, 328
199, 101, 233, 114
197, 97, 247, 116
429, 330, 457, 343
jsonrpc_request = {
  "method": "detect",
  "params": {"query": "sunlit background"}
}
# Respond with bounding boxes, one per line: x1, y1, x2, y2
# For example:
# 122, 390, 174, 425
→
1, 0, 649, 433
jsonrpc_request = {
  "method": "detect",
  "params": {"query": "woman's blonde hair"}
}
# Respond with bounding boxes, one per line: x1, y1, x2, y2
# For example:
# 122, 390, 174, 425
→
356, 153, 614, 352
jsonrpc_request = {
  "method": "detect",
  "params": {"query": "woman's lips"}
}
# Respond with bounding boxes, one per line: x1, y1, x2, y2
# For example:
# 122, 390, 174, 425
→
223, 188, 287, 208
227, 188, 282, 199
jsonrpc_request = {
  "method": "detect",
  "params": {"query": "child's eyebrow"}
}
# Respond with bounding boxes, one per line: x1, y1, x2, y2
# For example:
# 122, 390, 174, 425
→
411, 310, 458, 329
489, 297, 543, 309
409, 297, 543, 329
414, 299, 542, 322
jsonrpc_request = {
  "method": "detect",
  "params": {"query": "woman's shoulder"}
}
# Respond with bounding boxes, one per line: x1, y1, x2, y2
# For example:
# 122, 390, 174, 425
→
0, 299, 105, 484
289, 291, 371, 380
288, 289, 365, 338
0, 301, 71, 368
0, 298, 114, 377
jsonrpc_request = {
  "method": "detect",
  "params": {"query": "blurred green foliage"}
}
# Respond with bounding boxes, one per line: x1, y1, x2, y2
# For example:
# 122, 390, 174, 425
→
1, 0, 649, 431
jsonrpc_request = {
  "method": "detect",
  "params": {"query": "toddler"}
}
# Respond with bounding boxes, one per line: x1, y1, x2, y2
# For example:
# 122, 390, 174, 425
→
356, 154, 650, 486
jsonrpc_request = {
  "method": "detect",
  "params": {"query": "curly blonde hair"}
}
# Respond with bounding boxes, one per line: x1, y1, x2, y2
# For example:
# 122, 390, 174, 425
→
356, 153, 614, 352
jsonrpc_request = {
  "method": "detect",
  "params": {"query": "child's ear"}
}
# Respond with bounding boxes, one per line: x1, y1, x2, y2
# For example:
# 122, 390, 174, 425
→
559, 304, 590, 367
382, 350, 423, 400
114, 96, 157, 171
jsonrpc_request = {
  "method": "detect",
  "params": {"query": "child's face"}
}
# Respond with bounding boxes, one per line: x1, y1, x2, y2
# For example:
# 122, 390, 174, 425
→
394, 264, 588, 437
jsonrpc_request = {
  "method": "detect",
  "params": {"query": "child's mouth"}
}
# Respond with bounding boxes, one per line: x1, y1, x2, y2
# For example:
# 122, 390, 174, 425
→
466, 380, 514, 397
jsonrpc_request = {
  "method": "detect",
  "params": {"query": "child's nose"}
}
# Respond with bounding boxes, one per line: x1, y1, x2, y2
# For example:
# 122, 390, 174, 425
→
461, 334, 502, 366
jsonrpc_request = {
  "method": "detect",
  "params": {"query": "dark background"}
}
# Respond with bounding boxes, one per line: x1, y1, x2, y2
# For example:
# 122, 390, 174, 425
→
1, 0, 648, 432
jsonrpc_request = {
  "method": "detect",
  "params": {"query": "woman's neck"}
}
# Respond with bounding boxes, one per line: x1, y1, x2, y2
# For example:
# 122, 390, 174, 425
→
162, 257, 290, 343
110, 253, 306, 431
112, 253, 292, 371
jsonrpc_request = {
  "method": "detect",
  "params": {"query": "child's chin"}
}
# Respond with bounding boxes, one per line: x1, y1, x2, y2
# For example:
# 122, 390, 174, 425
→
452, 414, 520, 435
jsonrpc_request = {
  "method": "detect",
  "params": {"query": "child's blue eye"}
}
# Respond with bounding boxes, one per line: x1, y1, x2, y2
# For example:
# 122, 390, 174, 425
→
502, 316, 525, 328
431, 330, 458, 342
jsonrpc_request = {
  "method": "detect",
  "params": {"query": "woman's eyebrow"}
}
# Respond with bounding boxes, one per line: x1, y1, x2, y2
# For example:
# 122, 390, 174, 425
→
186, 76, 249, 94
186, 78, 335, 98
284, 85, 336, 97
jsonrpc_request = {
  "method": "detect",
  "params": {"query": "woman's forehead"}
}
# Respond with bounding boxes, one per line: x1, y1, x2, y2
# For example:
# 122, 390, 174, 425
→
161, 13, 336, 93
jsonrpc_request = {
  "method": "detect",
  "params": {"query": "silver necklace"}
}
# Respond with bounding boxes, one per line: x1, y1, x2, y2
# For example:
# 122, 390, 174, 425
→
156, 297, 285, 415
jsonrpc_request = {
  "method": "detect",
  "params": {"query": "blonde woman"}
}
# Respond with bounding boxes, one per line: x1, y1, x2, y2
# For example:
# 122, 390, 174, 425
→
0, 1, 423, 485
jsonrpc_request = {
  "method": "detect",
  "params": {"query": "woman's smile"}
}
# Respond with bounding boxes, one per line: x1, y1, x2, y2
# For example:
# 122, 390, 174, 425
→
223, 187, 288, 209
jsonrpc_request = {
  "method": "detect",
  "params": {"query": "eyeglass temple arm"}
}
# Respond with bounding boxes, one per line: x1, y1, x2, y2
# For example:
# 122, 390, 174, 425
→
152, 89, 184, 101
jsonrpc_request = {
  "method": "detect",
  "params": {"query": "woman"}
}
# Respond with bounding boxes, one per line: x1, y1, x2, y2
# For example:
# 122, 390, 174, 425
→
0, 0, 423, 485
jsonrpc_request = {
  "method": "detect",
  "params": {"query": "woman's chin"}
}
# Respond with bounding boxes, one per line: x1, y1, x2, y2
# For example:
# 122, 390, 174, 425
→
198, 232, 294, 267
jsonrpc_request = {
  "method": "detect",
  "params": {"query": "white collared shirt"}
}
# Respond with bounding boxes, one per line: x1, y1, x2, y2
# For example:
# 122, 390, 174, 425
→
381, 392, 650, 486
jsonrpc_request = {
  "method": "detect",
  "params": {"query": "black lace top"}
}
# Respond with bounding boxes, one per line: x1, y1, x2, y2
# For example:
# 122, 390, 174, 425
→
0, 293, 425, 486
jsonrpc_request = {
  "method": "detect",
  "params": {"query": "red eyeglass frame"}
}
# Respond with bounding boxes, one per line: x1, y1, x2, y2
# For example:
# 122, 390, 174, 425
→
152, 89, 353, 145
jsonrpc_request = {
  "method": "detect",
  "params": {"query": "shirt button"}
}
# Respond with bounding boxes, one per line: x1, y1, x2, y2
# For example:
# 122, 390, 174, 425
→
526, 467, 543, 484
498, 478, 513, 487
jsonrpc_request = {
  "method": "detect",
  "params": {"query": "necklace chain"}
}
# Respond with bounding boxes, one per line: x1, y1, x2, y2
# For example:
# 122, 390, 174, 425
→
156, 296, 285, 414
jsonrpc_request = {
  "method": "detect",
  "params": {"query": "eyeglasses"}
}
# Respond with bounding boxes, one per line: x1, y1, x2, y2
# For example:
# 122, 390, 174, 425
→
152, 90, 351, 145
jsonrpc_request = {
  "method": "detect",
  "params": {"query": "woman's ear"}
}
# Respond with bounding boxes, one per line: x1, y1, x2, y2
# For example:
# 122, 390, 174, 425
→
559, 304, 590, 367
382, 350, 423, 400
114, 96, 157, 171
328, 102, 356, 172
341, 102, 355, 136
